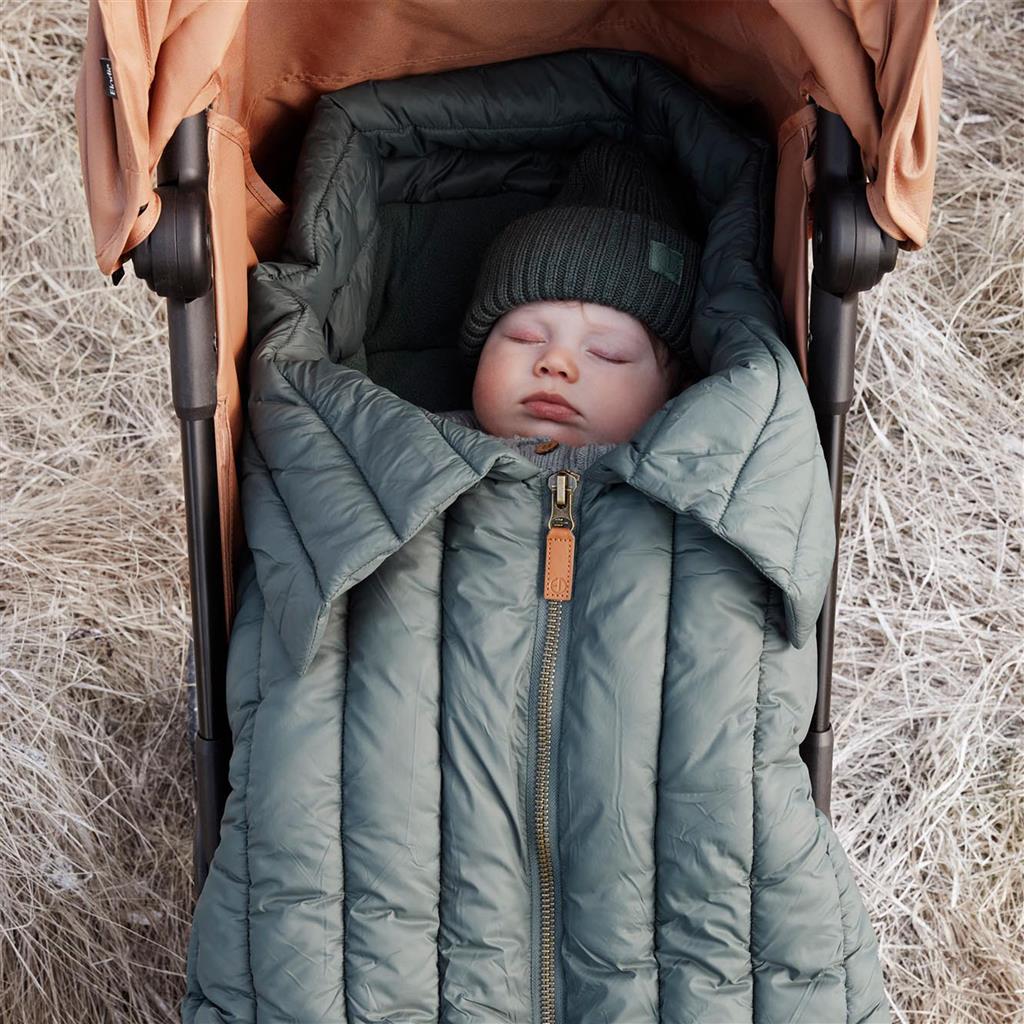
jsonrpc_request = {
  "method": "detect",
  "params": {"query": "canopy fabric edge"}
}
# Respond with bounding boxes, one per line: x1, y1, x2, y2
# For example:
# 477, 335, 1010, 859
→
76, 0, 941, 275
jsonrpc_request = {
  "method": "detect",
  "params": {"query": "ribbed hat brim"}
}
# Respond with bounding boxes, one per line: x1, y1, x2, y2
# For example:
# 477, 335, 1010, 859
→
460, 204, 700, 359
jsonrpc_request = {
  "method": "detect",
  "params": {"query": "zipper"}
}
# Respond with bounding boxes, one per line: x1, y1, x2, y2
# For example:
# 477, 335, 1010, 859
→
535, 469, 580, 1024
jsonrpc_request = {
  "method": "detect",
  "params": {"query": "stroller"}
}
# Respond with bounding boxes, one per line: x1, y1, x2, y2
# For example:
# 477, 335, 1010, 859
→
76, 3, 941, 1020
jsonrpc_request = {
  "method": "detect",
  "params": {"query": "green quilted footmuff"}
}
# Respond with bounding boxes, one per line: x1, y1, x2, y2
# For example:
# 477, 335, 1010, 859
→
183, 50, 889, 1024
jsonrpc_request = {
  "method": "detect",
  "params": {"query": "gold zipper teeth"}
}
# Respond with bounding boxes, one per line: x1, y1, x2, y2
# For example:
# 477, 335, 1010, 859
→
536, 470, 578, 1024
536, 596, 563, 1024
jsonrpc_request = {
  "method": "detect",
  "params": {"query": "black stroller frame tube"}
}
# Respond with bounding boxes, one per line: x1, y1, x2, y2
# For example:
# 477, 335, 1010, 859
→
130, 111, 230, 894
802, 108, 898, 820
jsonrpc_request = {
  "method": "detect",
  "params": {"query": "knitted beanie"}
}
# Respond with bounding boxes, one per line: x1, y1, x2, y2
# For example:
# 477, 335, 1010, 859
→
459, 139, 701, 374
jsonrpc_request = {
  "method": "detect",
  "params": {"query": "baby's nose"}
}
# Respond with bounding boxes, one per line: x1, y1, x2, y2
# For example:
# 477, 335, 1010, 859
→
536, 349, 578, 381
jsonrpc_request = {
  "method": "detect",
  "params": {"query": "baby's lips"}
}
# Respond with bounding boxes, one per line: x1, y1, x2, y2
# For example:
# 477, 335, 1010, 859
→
522, 398, 580, 422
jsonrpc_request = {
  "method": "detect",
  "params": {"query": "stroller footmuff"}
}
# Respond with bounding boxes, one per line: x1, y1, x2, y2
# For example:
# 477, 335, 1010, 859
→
183, 50, 888, 1024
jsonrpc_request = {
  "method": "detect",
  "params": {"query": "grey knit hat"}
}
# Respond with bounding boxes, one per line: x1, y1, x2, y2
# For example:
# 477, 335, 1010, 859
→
459, 139, 701, 372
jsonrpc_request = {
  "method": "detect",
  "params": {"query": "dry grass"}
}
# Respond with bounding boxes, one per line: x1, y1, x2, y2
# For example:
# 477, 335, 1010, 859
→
1, 1, 1021, 1021
831, 2, 1024, 1020
1, 3, 192, 1021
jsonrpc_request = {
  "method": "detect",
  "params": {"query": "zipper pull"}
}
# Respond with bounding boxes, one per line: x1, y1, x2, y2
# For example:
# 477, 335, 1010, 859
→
543, 470, 579, 602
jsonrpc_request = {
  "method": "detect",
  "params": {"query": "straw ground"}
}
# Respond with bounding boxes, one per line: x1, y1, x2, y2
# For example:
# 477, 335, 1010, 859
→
1, 1, 1021, 1021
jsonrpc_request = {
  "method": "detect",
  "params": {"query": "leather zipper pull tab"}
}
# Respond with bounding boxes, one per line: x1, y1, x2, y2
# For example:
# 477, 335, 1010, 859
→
543, 471, 579, 602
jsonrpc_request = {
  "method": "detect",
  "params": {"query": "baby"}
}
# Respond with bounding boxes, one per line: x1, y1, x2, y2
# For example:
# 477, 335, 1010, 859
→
472, 298, 686, 448
445, 138, 701, 458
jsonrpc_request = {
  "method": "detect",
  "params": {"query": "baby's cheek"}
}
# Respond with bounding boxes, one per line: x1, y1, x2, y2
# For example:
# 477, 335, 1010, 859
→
471, 349, 509, 421
607, 369, 671, 434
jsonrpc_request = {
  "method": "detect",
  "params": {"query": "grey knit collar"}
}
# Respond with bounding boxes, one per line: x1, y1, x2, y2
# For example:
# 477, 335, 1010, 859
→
436, 409, 617, 475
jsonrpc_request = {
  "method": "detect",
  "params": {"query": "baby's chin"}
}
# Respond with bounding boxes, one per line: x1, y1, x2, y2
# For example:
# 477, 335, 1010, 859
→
477, 406, 617, 447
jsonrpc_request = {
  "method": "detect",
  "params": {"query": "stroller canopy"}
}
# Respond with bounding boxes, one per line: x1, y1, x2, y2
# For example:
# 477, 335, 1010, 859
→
78, 0, 941, 277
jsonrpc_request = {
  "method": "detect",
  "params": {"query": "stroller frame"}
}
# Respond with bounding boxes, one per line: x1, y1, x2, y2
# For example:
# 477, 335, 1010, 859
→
131, 104, 897, 894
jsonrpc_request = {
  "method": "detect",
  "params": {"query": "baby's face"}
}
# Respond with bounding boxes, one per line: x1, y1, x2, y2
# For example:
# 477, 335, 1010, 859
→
472, 300, 676, 446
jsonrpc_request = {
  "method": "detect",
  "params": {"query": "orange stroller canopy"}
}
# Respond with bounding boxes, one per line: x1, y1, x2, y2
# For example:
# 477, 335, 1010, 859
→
77, 0, 941, 275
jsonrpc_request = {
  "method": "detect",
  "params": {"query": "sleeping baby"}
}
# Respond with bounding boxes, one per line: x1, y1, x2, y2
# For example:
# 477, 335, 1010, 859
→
440, 138, 701, 470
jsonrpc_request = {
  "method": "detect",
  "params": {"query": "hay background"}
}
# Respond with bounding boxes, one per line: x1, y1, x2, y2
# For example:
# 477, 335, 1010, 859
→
1, 1, 1021, 1021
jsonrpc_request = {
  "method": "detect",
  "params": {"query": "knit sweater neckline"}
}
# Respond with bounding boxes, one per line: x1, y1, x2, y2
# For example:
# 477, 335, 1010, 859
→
436, 409, 617, 475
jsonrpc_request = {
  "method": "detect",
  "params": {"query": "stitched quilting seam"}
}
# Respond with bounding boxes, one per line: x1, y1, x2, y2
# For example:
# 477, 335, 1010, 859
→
716, 318, 783, 526
244, 598, 266, 1013
310, 125, 358, 266
257, 291, 310, 359
329, 222, 381, 299
789, 477, 816, 584
749, 581, 773, 1023
652, 510, 676, 1022
274, 361, 403, 543
247, 424, 328, 602
340, 592, 351, 1013
825, 825, 854, 1022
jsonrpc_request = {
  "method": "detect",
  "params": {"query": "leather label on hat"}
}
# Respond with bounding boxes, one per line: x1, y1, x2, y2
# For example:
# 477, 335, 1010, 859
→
649, 239, 683, 284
